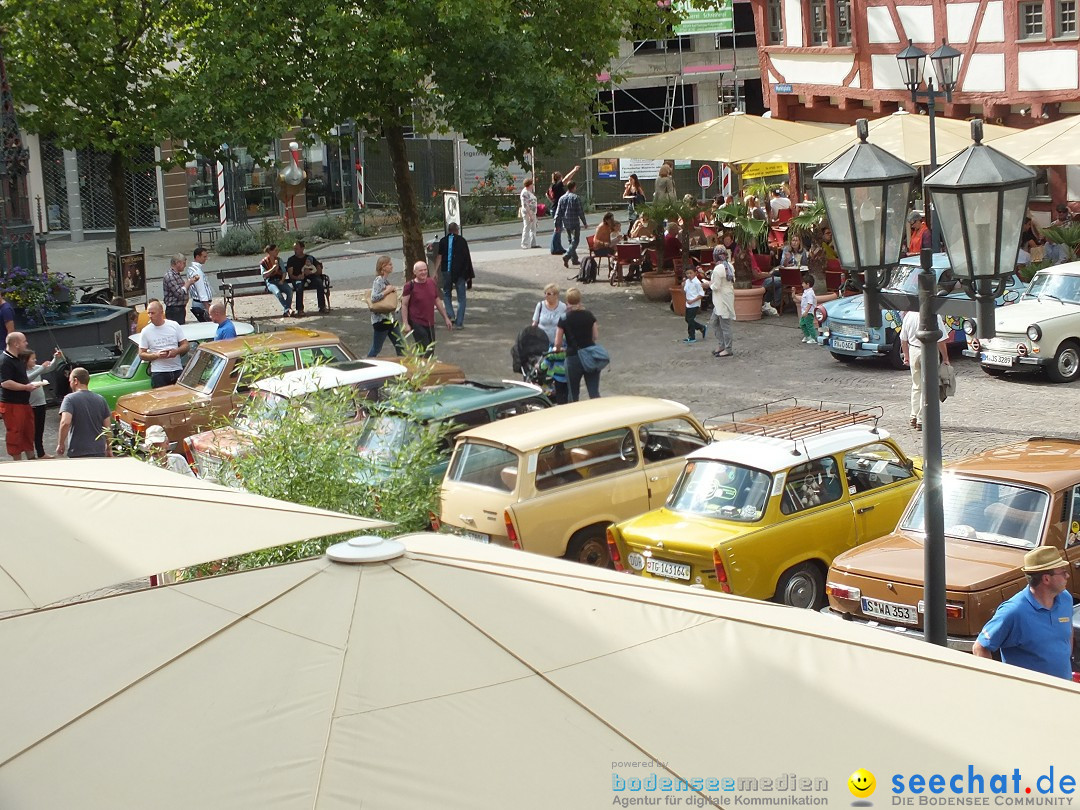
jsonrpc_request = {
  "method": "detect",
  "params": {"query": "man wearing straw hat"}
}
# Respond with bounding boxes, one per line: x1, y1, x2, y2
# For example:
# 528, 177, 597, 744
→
973, 546, 1074, 679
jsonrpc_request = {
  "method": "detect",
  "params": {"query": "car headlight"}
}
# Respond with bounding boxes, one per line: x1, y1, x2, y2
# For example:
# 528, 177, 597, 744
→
1027, 324, 1042, 342
963, 319, 977, 336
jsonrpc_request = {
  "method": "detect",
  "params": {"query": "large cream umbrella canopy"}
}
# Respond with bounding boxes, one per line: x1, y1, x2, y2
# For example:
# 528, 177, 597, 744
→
587, 111, 839, 163
0, 533, 1075, 809
0, 457, 391, 614
984, 113, 1080, 165
742, 110, 1021, 166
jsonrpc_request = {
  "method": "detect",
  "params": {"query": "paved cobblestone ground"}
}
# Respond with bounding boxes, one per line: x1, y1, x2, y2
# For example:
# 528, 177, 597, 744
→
35, 243, 1080, 460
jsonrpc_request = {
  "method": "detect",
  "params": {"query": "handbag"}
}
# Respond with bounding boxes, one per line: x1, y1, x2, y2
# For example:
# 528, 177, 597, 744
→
369, 289, 398, 314
577, 344, 610, 373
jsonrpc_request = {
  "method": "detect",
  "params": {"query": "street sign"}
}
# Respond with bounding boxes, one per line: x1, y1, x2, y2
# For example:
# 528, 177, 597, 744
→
443, 191, 460, 236
775, 83, 793, 94
698, 164, 715, 189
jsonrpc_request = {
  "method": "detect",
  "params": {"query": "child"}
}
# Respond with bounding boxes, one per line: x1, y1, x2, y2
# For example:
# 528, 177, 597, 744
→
798, 272, 818, 345
682, 266, 708, 344
21, 348, 62, 459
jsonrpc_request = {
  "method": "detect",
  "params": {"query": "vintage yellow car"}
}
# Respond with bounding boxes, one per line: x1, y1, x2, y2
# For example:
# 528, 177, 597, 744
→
608, 413, 922, 609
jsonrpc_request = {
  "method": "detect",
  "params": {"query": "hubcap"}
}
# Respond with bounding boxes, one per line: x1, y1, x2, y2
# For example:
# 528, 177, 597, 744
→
580, 541, 606, 566
1059, 348, 1079, 378
785, 574, 817, 609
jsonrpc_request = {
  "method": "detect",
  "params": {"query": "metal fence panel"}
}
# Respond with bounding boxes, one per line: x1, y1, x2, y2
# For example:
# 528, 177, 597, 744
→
361, 137, 456, 208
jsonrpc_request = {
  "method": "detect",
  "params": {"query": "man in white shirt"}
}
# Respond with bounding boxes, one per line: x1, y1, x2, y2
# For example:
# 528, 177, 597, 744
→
186, 248, 214, 323
899, 310, 950, 430
138, 299, 189, 388
769, 188, 792, 220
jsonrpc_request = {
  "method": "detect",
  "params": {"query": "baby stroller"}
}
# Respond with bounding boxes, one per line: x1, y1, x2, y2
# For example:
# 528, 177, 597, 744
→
511, 326, 553, 393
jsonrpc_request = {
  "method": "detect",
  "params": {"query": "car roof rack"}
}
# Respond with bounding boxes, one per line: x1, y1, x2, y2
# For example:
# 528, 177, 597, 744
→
705, 398, 883, 444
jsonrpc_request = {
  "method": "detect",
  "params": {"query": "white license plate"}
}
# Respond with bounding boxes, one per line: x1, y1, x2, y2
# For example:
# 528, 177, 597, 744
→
646, 557, 691, 581
861, 596, 918, 625
117, 419, 133, 435
981, 352, 1016, 367
831, 338, 858, 351
463, 531, 489, 544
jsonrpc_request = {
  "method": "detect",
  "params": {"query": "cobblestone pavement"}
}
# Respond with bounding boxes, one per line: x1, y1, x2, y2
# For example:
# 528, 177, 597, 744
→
35, 242, 1080, 460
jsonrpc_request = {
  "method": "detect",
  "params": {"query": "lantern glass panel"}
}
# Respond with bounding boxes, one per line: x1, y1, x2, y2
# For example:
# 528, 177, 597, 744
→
820, 185, 857, 268
995, 186, 1030, 279
934, 192, 969, 280
965, 190, 999, 280
885, 182, 913, 262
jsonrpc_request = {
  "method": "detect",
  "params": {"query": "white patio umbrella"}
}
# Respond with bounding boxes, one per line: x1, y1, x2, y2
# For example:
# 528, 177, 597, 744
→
984, 113, 1080, 165
587, 111, 840, 163
0, 457, 390, 613
0, 532, 1074, 809
741, 110, 1021, 166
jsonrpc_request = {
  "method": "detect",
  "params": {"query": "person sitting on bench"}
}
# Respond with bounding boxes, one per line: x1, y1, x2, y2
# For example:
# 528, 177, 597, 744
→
260, 244, 295, 318
285, 240, 329, 315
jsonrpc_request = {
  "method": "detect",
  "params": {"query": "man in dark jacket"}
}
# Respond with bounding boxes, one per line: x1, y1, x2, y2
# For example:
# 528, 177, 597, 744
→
436, 223, 475, 330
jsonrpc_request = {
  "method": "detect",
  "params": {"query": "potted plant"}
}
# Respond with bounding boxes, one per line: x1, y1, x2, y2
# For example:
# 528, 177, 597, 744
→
787, 199, 839, 302
635, 197, 700, 303
715, 199, 769, 320
0, 267, 76, 325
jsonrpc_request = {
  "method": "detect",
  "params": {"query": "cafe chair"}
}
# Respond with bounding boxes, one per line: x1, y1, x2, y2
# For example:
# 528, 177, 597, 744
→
778, 265, 804, 315
585, 235, 614, 278
614, 243, 644, 285
824, 259, 844, 293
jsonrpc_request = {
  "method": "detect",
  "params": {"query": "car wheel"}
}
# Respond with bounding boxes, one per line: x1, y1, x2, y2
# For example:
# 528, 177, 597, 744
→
774, 563, 824, 610
829, 351, 857, 363
1046, 340, 1080, 383
980, 365, 1007, 377
565, 529, 612, 568
887, 339, 907, 370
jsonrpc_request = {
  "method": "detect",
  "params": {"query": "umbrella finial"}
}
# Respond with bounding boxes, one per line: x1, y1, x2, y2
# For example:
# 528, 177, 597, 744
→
971, 119, 984, 145
327, 535, 406, 564
856, 118, 869, 143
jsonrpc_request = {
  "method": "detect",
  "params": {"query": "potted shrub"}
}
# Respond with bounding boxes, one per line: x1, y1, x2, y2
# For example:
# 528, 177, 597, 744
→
716, 199, 769, 320
636, 198, 699, 302
787, 200, 839, 302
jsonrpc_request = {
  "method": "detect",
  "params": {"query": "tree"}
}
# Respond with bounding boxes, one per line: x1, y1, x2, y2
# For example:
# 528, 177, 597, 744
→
303, 0, 693, 273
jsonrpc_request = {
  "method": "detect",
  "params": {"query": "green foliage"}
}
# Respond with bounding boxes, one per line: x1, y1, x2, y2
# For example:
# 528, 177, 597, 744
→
1041, 223, 1080, 261
216, 228, 264, 257
716, 201, 769, 287
0, 268, 76, 316
788, 200, 827, 240
307, 215, 348, 241
254, 220, 306, 251
344, 204, 379, 237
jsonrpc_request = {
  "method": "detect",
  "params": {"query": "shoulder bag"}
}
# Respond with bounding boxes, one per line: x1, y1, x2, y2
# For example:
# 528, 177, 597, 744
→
369, 289, 398, 314
577, 344, 610, 373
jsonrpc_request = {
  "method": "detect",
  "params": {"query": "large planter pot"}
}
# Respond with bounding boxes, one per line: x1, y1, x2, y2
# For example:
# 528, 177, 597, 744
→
733, 286, 766, 321
640, 271, 676, 302
670, 285, 686, 316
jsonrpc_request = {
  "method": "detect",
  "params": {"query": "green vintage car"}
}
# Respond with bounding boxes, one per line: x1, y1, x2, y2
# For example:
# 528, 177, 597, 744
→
89, 320, 255, 409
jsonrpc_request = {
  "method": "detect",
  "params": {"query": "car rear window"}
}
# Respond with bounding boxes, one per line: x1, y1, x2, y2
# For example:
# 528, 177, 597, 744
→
448, 442, 520, 492
902, 477, 1048, 548
667, 460, 771, 523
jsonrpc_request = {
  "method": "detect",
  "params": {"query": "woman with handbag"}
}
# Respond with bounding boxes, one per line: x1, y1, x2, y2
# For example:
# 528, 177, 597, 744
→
367, 255, 407, 357
554, 287, 604, 402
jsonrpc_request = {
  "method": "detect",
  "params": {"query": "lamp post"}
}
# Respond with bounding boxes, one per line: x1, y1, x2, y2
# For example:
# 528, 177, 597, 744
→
896, 39, 961, 247
815, 118, 1032, 647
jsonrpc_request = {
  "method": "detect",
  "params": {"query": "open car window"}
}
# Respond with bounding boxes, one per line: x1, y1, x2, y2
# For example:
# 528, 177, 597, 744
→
780, 457, 844, 515
844, 443, 913, 494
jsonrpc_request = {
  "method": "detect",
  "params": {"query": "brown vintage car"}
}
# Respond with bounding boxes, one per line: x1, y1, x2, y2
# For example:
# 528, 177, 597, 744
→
824, 438, 1080, 650
113, 329, 359, 447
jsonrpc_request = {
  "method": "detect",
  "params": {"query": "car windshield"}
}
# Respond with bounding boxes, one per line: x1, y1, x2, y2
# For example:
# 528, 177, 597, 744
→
234, 391, 295, 435
355, 415, 418, 464
1022, 272, 1080, 304
885, 264, 921, 294
666, 460, 772, 523
901, 476, 1048, 548
109, 341, 141, 380
178, 349, 226, 394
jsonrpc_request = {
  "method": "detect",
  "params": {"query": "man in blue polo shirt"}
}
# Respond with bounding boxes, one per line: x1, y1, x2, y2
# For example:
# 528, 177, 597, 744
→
973, 546, 1074, 679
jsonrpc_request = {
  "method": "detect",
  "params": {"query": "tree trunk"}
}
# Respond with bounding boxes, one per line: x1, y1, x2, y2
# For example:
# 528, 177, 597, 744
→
733, 244, 755, 288
386, 125, 423, 279
108, 150, 132, 255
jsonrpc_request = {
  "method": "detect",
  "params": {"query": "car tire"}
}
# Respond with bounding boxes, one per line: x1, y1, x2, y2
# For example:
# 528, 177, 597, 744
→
1046, 340, 1080, 384
887, 338, 907, 370
565, 528, 612, 568
980, 365, 1007, 377
774, 562, 824, 610
829, 351, 857, 363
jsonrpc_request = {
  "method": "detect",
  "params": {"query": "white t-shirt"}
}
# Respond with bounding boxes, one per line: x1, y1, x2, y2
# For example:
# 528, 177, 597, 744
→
770, 196, 792, 217
683, 277, 705, 306
533, 300, 567, 345
187, 262, 214, 303
800, 286, 817, 316
899, 311, 948, 354
138, 320, 186, 373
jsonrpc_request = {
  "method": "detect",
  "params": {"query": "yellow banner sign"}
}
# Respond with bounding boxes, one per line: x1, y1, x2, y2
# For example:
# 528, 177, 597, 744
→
740, 162, 789, 180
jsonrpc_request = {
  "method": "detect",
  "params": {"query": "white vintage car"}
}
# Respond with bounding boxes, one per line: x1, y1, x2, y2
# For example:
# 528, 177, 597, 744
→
963, 263, 1080, 383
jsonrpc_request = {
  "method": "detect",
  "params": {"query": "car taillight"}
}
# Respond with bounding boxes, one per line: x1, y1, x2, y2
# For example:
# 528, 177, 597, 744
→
712, 548, 731, 593
945, 602, 965, 620
825, 582, 861, 601
181, 438, 195, 465
131, 420, 146, 434
606, 528, 623, 572
503, 510, 521, 550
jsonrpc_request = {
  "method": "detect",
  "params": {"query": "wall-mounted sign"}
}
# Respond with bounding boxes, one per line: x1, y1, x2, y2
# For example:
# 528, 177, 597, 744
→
619, 159, 664, 181
775, 83, 794, 94
740, 162, 790, 181
108, 249, 147, 300
597, 159, 618, 179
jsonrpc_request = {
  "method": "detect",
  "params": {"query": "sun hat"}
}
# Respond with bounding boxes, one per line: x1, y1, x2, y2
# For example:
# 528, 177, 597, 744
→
1022, 546, 1067, 573
142, 424, 169, 451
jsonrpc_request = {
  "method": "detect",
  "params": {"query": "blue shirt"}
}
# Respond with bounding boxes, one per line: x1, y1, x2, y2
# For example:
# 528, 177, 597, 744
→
0, 300, 14, 336
978, 587, 1073, 679
215, 319, 237, 341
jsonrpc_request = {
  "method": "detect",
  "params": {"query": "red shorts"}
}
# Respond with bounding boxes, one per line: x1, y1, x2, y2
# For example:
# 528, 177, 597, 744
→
1, 402, 35, 457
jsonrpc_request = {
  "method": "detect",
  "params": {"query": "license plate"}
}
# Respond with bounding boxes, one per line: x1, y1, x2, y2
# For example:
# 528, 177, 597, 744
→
831, 338, 858, 351
981, 352, 1016, 367
463, 531, 489, 544
117, 419, 133, 435
861, 596, 918, 625
646, 557, 691, 581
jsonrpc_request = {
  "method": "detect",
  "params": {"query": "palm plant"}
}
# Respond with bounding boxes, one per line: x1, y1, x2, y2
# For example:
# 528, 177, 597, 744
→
1042, 222, 1080, 262
715, 200, 768, 287
636, 197, 701, 277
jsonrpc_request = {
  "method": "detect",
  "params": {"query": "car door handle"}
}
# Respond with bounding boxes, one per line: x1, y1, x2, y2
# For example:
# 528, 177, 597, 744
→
856, 506, 875, 514
649, 475, 660, 482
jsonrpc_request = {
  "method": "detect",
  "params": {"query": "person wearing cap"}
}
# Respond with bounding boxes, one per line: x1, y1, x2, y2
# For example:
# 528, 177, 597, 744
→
973, 546, 1074, 679
906, 211, 930, 257
142, 424, 195, 476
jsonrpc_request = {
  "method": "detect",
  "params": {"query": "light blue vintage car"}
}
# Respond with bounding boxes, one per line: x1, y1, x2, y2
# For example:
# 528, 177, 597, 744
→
815, 254, 1020, 369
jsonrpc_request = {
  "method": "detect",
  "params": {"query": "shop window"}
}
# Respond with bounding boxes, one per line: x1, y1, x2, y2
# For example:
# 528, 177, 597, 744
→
809, 0, 829, 44
767, 0, 784, 44
186, 157, 220, 226
835, 0, 852, 45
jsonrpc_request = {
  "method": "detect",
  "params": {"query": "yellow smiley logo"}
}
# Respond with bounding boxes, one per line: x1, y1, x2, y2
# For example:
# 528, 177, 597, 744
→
848, 769, 876, 798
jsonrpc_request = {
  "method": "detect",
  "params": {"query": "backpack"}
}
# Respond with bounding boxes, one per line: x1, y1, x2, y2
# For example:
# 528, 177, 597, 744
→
575, 256, 598, 284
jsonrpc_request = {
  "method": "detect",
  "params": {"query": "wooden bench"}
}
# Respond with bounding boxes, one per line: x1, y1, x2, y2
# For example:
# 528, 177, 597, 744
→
218, 267, 333, 319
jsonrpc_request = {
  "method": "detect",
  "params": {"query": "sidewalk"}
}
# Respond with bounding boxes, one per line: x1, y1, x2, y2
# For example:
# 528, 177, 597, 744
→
43, 215, 555, 283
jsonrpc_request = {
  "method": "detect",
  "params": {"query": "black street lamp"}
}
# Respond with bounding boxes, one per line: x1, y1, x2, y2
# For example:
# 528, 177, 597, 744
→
814, 118, 1031, 647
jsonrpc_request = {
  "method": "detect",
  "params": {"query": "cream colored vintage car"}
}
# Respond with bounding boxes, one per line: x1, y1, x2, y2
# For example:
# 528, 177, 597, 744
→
964, 263, 1080, 383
